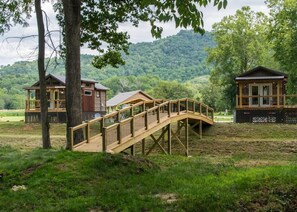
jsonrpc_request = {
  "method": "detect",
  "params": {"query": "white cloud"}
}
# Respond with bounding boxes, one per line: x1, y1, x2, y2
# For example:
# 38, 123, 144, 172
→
0, 0, 269, 66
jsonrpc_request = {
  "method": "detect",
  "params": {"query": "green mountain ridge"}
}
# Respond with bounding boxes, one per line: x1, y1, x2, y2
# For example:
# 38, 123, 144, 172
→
0, 30, 215, 108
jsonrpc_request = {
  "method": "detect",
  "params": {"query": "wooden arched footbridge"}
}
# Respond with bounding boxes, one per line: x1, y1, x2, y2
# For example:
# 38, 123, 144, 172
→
70, 99, 214, 156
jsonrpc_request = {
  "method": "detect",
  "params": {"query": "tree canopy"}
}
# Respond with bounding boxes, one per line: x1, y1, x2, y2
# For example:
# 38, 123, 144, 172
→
267, 0, 297, 93
207, 6, 279, 109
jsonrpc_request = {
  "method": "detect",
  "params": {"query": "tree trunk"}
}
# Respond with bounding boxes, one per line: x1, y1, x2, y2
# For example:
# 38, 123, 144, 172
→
35, 0, 51, 148
62, 0, 83, 149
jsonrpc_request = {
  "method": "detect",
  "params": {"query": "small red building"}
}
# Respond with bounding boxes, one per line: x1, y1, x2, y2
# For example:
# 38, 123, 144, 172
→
24, 74, 108, 123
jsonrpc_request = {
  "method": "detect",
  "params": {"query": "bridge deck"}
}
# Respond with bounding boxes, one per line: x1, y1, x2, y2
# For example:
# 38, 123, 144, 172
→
71, 99, 214, 154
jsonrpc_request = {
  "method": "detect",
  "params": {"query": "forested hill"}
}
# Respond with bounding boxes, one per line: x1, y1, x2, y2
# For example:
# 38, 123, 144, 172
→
0, 30, 214, 84
0, 30, 215, 108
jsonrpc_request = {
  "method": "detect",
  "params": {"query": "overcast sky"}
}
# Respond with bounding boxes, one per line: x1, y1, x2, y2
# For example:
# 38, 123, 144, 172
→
0, 0, 269, 66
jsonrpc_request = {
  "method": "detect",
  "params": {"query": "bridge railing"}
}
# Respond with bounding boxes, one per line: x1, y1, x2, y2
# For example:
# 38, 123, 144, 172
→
70, 98, 214, 150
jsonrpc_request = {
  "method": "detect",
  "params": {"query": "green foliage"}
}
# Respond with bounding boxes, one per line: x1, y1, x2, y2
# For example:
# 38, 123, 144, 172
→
54, 0, 226, 69
267, 0, 297, 93
0, 30, 214, 108
0, 0, 32, 35
207, 6, 279, 109
148, 80, 194, 99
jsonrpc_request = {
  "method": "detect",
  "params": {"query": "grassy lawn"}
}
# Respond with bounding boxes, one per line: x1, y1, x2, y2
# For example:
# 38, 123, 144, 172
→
0, 122, 297, 211
0, 110, 25, 122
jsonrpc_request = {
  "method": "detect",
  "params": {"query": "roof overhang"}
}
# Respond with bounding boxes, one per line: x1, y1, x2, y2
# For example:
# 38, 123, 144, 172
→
235, 76, 286, 81
23, 86, 66, 90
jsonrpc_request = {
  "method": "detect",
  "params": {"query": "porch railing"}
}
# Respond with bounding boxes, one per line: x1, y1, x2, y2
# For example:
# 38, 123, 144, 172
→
25, 99, 66, 111
236, 94, 297, 108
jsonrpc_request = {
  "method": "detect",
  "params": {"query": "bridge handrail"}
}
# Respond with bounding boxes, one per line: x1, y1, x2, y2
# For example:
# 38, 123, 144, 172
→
69, 98, 214, 150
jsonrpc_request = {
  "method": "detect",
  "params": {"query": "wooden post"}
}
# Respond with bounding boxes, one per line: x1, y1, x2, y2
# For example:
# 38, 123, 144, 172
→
206, 106, 209, 118
167, 124, 172, 155
162, 127, 165, 148
131, 145, 135, 156
70, 127, 74, 150
185, 118, 189, 156
101, 118, 104, 134
277, 81, 280, 108
27, 90, 30, 110
157, 106, 160, 123
193, 101, 196, 113
142, 101, 146, 112
142, 139, 145, 155
86, 121, 90, 143
168, 101, 171, 117
145, 112, 149, 130
131, 106, 134, 116
117, 111, 121, 122
102, 127, 107, 152
199, 103, 202, 114
239, 83, 243, 108
199, 120, 202, 139
117, 124, 122, 144
186, 99, 188, 113
177, 100, 180, 114
131, 117, 135, 137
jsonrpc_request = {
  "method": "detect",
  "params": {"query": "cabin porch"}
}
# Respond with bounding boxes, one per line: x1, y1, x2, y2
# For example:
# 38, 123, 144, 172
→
25, 88, 66, 112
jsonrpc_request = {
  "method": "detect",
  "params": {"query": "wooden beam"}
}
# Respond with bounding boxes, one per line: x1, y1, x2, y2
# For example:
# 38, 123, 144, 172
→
150, 134, 168, 155
86, 121, 90, 143
185, 118, 189, 156
131, 117, 135, 137
239, 83, 243, 108
171, 129, 187, 152
146, 129, 168, 155
145, 112, 148, 130
117, 124, 122, 144
168, 124, 172, 155
102, 127, 107, 151
131, 145, 135, 156
162, 127, 165, 148
142, 139, 145, 155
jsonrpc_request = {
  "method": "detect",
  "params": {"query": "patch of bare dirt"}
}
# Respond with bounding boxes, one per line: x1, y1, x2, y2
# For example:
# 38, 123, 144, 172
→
155, 193, 178, 204
22, 163, 43, 175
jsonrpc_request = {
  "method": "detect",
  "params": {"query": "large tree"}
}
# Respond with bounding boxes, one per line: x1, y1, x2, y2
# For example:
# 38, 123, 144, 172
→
207, 6, 278, 109
267, 0, 297, 94
0, 0, 51, 148
56, 0, 228, 147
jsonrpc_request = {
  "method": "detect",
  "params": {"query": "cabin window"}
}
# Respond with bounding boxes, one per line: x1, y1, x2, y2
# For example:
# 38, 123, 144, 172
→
85, 83, 91, 87
84, 90, 92, 96
96, 91, 100, 98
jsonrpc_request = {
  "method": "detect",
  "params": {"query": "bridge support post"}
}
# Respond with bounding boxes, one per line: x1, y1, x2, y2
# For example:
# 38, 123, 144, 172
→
142, 139, 145, 155
185, 118, 189, 156
131, 145, 135, 156
162, 127, 165, 148
168, 124, 172, 155
199, 120, 202, 139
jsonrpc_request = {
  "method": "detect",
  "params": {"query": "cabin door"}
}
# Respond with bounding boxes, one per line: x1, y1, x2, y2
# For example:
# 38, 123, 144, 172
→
249, 84, 272, 107
83, 90, 95, 112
